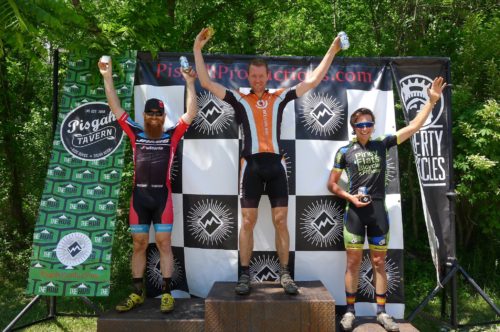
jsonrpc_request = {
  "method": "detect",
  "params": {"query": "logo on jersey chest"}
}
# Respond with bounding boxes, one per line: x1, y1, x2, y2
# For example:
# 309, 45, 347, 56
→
137, 137, 170, 151
256, 99, 268, 109
354, 150, 381, 175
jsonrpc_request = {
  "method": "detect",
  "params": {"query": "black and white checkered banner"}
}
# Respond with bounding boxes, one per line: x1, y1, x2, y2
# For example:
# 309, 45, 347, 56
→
135, 53, 404, 318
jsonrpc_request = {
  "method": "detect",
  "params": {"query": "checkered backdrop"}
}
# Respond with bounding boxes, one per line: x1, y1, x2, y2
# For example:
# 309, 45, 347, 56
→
134, 52, 404, 318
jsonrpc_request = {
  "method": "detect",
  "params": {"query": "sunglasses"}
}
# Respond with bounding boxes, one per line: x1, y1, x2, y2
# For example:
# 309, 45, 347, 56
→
144, 111, 164, 117
354, 121, 374, 129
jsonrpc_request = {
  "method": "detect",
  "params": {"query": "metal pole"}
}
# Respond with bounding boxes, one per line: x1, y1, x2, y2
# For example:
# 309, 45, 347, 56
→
2, 296, 41, 332
52, 48, 59, 137
444, 61, 458, 329
407, 263, 458, 322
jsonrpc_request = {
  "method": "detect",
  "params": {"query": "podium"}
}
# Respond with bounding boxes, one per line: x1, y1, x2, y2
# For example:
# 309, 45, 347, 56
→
97, 280, 335, 332
205, 280, 335, 332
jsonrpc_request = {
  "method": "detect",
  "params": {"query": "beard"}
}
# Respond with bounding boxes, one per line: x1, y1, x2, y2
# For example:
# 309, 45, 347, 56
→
144, 120, 164, 139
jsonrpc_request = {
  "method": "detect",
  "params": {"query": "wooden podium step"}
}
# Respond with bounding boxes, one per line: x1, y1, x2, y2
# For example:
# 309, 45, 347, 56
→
97, 297, 205, 332
205, 280, 335, 332
350, 316, 419, 332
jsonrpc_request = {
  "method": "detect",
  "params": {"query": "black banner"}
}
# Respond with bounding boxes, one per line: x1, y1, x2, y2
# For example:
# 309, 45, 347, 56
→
390, 58, 453, 278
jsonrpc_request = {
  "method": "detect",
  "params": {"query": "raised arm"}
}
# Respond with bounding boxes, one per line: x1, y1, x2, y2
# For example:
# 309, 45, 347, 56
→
295, 35, 342, 97
193, 28, 227, 100
180, 68, 198, 125
98, 58, 125, 119
396, 76, 447, 143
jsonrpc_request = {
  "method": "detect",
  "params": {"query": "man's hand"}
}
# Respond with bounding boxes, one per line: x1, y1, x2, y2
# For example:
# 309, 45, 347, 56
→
332, 35, 342, 54
194, 28, 212, 51
181, 67, 197, 84
427, 76, 447, 104
98, 58, 112, 78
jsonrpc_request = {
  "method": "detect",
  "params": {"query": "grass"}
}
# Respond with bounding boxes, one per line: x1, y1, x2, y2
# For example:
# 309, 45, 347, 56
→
2, 234, 498, 331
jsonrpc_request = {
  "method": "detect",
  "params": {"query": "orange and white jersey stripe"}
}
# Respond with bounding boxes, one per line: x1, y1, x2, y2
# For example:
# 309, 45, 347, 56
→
224, 88, 298, 157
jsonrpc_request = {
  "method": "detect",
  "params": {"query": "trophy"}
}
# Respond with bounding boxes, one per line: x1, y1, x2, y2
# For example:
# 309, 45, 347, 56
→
358, 186, 371, 203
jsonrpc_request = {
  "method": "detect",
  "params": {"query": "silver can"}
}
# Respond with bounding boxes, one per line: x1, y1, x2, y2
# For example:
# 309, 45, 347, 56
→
179, 56, 190, 72
358, 186, 367, 196
338, 31, 350, 50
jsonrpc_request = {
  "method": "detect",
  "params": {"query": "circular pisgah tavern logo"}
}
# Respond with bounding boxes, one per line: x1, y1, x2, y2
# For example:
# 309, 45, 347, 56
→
61, 102, 123, 160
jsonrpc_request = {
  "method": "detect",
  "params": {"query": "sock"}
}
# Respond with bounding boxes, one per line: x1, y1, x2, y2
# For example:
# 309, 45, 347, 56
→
162, 278, 172, 294
241, 265, 250, 276
376, 292, 387, 314
346, 291, 356, 314
132, 277, 144, 295
280, 265, 290, 276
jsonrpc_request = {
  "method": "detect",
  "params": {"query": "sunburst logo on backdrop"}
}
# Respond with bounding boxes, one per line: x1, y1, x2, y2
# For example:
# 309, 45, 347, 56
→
358, 255, 401, 298
194, 92, 234, 135
187, 199, 235, 245
250, 255, 281, 282
300, 93, 344, 136
300, 199, 343, 247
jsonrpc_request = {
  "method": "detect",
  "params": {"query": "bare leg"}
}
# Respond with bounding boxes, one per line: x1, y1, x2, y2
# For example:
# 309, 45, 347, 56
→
239, 208, 258, 265
131, 233, 149, 278
271, 206, 289, 265
156, 232, 174, 278
345, 249, 363, 293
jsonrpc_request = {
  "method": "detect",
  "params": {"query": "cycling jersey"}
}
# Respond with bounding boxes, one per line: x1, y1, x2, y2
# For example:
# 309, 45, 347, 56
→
333, 135, 398, 199
118, 113, 188, 232
333, 134, 399, 251
224, 88, 298, 157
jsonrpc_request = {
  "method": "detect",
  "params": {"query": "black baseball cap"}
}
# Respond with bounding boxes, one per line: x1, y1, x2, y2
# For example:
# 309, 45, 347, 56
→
144, 98, 165, 114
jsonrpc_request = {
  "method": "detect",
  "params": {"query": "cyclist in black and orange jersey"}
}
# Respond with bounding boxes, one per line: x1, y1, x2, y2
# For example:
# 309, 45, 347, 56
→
99, 57, 198, 314
194, 28, 342, 295
327, 77, 447, 331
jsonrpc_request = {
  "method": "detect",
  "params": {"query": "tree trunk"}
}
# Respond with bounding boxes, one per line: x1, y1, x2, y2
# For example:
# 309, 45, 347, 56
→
166, 0, 175, 25
0, 52, 29, 233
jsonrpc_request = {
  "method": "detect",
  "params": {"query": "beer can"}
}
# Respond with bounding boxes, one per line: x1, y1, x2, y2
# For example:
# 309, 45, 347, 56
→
338, 31, 350, 50
100, 55, 110, 64
358, 186, 368, 196
205, 26, 215, 39
179, 56, 190, 72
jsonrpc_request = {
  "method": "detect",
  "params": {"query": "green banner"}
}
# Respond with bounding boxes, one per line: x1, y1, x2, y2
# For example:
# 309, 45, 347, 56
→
27, 52, 136, 296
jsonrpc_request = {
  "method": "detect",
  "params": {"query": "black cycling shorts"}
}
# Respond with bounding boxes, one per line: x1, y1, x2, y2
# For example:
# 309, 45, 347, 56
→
240, 153, 288, 208
343, 199, 390, 251
129, 186, 172, 233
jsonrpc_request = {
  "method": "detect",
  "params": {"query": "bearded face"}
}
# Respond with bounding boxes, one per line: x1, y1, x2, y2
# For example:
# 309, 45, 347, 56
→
144, 111, 166, 139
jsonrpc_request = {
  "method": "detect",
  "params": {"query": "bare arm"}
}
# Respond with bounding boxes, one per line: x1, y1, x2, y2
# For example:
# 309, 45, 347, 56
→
193, 28, 227, 100
327, 170, 370, 208
295, 36, 342, 97
396, 76, 447, 143
98, 59, 125, 119
180, 68, 198, 125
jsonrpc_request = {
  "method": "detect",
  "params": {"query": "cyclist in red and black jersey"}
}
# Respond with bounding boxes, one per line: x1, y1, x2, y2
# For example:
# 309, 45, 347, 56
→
328, 77, 447, 331
194, 28, 342, 296
99, 58, 198, 313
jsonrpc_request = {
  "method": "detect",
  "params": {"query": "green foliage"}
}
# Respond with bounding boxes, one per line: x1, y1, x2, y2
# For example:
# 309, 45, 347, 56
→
454, 100, 500, 240
0, 1, 499, 330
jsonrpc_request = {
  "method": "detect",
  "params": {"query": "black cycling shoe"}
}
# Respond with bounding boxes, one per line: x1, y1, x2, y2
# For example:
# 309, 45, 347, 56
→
280, 272, 299, 295
235, 274, 251, 295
